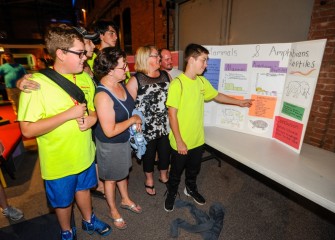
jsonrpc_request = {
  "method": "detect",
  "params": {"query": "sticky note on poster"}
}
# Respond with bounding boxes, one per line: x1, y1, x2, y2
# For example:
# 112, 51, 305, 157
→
282, 102, 305, 121
203, 58, 221, 90
273, 116, 303, 150
248, 95, 277, 119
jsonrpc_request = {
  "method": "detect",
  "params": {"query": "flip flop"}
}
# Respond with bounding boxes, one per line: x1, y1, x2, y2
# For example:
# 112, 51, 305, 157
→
90, 189, 105, 199
120, 203, 142, 214
158, 179, 168, 184
110, 217, 127, 230
145, 184, 156, 196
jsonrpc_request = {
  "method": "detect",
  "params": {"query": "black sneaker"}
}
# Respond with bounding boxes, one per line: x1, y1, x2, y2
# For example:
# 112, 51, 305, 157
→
184, 187, 206, 205
164, 191, 177, 212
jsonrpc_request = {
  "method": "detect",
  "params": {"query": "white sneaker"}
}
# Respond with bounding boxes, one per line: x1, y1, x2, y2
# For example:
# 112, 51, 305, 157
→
2, 206, 24, 221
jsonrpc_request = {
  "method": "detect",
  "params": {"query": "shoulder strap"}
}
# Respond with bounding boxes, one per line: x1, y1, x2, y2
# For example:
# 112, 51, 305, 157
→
198, 76, 206, 95
39, 68, 87, 107
176, 76, 204, 97
198, 76, 205, 85
176, 77, 183, 95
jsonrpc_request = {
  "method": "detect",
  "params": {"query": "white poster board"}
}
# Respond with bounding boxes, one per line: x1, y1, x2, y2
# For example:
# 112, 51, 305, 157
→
204, 39, 326, 153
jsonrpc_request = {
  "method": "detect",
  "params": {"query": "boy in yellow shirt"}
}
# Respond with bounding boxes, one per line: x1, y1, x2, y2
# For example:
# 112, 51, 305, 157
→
164, 43, 253, 212
18, 24, 111, 239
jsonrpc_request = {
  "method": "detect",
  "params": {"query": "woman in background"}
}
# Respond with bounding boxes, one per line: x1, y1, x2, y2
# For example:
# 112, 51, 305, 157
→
94, 47, 142, 230
126, 45, 171, 196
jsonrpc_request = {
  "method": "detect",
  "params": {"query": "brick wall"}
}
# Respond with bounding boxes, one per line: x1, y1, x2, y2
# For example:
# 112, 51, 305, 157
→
305, 0, 335, 151
103, 0, 170, 54
87, 0, 335, 152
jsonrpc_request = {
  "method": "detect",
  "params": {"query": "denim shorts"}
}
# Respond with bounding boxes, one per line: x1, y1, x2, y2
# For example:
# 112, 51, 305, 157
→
45, 163, 97, 208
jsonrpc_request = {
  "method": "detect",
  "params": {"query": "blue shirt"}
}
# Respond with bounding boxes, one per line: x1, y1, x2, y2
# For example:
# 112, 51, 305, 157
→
0, 63, 27, 88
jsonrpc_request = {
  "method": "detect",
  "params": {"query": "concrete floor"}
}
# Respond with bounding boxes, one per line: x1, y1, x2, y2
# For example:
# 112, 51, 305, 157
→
1, 139, 335, 239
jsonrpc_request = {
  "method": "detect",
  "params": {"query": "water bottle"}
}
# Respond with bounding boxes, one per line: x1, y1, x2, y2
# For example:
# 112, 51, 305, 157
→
130, 124, 137, 136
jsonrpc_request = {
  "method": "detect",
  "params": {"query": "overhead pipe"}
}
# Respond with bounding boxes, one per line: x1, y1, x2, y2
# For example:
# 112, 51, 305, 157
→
225, 0, 233, 45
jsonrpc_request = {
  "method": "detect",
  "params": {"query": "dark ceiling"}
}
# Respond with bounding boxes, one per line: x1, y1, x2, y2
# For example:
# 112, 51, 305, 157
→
0, 0, 81, 44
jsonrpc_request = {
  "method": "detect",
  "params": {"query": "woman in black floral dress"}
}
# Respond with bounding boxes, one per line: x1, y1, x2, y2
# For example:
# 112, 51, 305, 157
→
126, 45, 171, 196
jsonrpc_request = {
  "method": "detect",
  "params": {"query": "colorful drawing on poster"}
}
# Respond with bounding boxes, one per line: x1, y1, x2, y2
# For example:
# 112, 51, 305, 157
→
248, 118, 270, 133
218, 108, 244, 128
222, 72, 249, 93
216, 95, 246, 129
282, 102, 305, 121
273, 116, 303, 149
255, 72, 286, 96
203, 58, 221, 90
289, 69, 316, 76
285, 80, 310, 99
248, 94, 277, 119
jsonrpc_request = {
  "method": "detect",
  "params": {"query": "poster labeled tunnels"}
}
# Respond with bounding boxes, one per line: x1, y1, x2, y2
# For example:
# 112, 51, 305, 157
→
204, 39, 326, 153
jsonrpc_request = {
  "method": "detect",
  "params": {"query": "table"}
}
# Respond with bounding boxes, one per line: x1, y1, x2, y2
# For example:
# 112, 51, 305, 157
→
205, 126, 335, 213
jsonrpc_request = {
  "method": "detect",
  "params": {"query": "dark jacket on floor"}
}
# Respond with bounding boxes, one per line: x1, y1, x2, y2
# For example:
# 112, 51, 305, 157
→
170, 199, 225, 240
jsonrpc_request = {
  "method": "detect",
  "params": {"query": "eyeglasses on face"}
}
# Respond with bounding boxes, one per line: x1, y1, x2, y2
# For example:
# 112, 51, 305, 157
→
115, 63, 128, 71
60, 48, 87, 59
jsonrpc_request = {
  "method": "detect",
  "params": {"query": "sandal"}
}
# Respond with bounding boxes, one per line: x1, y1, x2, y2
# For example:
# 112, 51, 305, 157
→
120, 203, 142, 214
90, 189, 105, 199
158, 178, 168, 184
144, 184, 156, 196
111, 217, 127, 230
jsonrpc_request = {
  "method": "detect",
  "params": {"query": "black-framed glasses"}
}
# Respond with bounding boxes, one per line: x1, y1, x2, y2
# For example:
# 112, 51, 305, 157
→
60, 48, 87, 59
115, 63, 128, 71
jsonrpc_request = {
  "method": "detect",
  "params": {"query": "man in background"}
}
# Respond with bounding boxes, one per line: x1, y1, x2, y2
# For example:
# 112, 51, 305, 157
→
159, 48, 182, 79
74, 26, 100, 85
87, 20, 119, 71
0, 52, 27, 114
